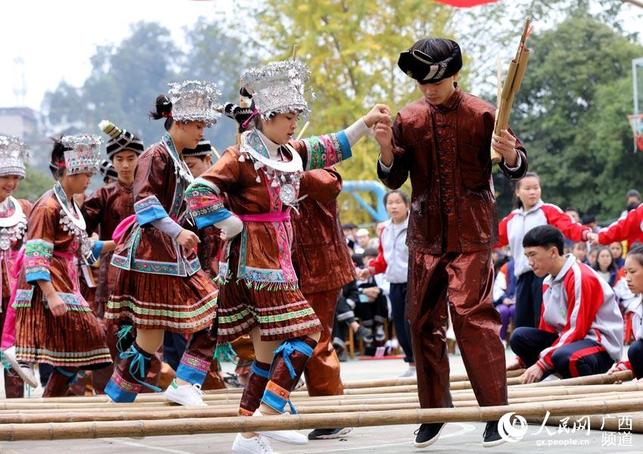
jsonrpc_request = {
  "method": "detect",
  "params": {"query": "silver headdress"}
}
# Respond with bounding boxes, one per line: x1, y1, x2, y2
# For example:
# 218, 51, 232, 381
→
240, 60, 311, 119
0, 135, 29, 178
168, 80, 221, 126
61, 134, 101, 175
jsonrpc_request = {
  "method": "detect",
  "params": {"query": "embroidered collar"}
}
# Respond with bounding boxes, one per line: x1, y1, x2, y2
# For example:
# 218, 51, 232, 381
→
53, 182, 86, 231
161, 134, 194, 184
240, 129, 303, 174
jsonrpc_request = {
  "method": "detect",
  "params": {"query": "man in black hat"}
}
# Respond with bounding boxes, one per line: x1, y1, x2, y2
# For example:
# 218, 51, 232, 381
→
373, 38, 528, 448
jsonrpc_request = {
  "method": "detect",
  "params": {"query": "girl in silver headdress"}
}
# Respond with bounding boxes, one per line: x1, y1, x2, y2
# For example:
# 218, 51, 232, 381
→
0, 135, 36, 396
12, 135, 113, 397
104, 81, 222, 407
186, 60, 389, 453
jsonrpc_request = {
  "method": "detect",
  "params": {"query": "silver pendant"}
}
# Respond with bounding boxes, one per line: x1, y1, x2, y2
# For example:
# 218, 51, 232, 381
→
279, 183, 297, 205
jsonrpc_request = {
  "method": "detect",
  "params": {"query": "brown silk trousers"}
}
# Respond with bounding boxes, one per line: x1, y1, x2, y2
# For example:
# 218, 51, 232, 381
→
303, 289, 344, 396
407, 249, 508, 409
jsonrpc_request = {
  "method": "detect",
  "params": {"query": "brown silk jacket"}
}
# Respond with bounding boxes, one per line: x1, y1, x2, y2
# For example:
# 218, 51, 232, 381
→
292, 168, 355, 294
378, 90, 528, 254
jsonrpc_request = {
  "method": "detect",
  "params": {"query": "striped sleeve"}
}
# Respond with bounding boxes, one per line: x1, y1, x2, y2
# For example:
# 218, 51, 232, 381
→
537, 264, 604, 371
541, 203, 589, 242
597, 205, 642, 245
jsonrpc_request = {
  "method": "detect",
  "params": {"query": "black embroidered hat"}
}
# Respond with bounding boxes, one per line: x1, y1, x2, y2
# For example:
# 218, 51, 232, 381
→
182, 139, 212, 158
99, 120, 145, 159
398, 38, 462, 84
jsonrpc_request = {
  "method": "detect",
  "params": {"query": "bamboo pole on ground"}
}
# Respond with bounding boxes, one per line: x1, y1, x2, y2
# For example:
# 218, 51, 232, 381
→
0, 371, 633, 411
204, 368, 528, 393
5, 390, 643, 425
2, 397, 643, 441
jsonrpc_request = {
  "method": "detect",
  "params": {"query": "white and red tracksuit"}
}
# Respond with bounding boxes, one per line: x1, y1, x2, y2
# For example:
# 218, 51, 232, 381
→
496, 200, 590, 278
496, 200, 590, 328
534, 255, 623, 372
597, 204, 643, 248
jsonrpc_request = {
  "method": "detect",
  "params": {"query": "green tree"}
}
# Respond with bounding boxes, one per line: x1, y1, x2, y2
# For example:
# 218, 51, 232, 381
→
512, 12, 643, 221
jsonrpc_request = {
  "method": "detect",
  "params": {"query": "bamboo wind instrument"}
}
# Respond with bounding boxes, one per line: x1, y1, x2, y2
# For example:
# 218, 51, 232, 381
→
491, 17, 532, 164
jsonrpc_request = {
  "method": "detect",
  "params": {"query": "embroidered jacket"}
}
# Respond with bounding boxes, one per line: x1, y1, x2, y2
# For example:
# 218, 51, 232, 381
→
186, 128, 353, 290
0, 197, 31, 309
111, 135, 201, 277
15, 189, 103, 312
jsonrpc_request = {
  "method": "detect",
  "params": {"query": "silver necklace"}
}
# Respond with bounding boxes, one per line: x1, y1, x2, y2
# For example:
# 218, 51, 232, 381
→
0, 197, 27, 251
53, 182, 92, 260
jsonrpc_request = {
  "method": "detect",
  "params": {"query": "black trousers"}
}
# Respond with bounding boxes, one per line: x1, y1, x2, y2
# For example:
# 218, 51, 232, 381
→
510, 327, 614, 378
514, 271, 544, 328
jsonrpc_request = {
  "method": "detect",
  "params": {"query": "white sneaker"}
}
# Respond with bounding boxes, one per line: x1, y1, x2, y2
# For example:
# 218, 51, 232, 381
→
1, 347, 39, 388
232, 433, 278, 454
164, 380, 207, 407
399, 366, 416, 378
255, 410, 308, 445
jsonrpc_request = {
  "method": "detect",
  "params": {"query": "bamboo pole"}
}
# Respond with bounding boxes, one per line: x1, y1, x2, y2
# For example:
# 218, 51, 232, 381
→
5, 390, 643, 425
0, 371, 633, 411
205, 368, 527, 394
2, 397, 643, 441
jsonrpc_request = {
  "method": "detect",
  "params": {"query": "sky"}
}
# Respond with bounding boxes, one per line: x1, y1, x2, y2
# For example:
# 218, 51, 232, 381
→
2, 0, 642, 112
0, 0, 234, 110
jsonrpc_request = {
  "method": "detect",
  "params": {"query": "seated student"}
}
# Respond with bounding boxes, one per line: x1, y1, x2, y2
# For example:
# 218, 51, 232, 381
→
610, 243, 643, 378
507, 225, 623, 384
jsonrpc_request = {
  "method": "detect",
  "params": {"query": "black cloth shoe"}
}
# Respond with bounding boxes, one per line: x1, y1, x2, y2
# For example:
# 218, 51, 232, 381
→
308, 428, 352, 440
482, 420, 506, 448
414, 422, 445, 448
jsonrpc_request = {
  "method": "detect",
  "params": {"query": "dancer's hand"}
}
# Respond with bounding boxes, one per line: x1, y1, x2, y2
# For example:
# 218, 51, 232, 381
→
363, 104, 391, 128
492, 129, 519, 167
587, 232, 599, 245
521, 363, 544, 384
177, 229, 200, 251
47, 294, 67, 317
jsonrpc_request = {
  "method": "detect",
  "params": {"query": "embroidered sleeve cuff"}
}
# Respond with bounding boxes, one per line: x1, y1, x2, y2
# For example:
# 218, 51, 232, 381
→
24, 240, 53, 283
84, 240, 105, 265
152, 217, 183, 239
186, 181, 231, 229
134, 195, 169, 225
26, 270, 50, 283
303, 131, 352, 170
344, 117, 370, 146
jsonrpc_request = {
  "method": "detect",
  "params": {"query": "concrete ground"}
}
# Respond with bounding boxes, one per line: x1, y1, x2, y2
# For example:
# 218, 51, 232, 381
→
0, 349, 641, 453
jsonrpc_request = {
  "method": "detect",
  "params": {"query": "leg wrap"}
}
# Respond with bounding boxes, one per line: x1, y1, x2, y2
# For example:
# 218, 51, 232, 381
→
238, 360, 270, 416
261, 337, 317, 414
176, 329, 216, 386
105, 342, 160, 402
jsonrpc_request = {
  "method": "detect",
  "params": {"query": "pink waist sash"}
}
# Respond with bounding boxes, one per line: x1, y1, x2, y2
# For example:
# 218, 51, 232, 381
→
238, 212, 290, 223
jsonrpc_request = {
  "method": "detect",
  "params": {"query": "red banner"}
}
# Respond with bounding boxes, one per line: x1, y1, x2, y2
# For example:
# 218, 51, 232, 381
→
435, 0, 498, 7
